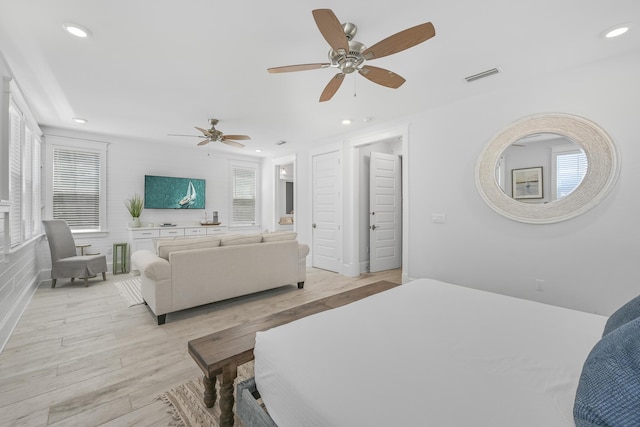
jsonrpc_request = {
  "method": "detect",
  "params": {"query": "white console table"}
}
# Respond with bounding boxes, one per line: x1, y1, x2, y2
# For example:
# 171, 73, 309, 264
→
128, 224, 229, 258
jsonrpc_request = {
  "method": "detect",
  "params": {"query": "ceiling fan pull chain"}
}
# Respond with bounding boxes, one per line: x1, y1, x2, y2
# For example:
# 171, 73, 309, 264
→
353, 73, 357, 97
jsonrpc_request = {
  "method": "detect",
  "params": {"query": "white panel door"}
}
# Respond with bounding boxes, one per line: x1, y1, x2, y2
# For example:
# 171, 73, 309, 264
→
369, 152, 401, 272
312, 151, 342, 272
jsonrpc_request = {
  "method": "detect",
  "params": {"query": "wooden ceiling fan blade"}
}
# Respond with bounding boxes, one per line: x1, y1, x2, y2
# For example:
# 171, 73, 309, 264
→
319, 73, 345, 102
362, 22, 435, 60
312, 9, 349, 54
222, 140, 245, 148
268, 63, 330, 73
197, 139, 211, 146
359, 65, 406, 88
223, 135, 251, 141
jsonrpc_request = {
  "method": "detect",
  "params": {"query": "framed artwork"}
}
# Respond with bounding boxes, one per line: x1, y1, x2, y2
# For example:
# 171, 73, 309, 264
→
512, 167, 543, 199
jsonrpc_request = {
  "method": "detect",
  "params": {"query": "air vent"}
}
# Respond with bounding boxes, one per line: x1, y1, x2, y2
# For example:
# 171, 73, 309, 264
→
465, 68, 500, 83
276, 140, 287, 146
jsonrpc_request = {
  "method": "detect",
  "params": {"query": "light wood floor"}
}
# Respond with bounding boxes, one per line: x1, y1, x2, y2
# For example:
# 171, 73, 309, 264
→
0, 267, 401, 426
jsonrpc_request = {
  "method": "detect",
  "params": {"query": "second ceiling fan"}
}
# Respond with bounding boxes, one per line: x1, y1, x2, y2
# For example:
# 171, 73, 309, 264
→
268, 9, 436, 102
169, 118, 251, 148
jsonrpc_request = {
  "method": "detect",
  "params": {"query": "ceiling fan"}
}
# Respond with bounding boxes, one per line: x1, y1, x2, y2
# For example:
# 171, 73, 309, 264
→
268, 9, 436, 102
168, 119, 251, 148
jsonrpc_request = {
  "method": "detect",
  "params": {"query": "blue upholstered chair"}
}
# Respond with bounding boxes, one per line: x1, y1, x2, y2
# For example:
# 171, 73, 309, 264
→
574, 316, 640, 426
42, 220, 108, 288
602, 293, 640, 336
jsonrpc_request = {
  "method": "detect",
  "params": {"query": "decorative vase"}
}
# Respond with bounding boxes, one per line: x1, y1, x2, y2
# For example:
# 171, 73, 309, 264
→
132, 217, 141, 228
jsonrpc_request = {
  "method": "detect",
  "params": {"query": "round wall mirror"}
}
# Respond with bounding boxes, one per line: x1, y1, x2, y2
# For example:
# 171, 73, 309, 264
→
475, 113, 620, 224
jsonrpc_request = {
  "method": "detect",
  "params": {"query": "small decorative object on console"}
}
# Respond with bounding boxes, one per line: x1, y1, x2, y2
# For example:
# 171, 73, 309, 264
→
200, 211, 220, 225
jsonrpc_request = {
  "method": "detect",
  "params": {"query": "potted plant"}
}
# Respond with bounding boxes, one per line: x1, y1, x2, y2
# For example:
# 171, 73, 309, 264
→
124, 193, 144, 228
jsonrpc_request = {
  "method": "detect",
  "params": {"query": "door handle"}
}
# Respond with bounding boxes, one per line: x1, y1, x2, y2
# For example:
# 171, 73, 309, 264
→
370, 224, 377, 230
312, 223, 317, 229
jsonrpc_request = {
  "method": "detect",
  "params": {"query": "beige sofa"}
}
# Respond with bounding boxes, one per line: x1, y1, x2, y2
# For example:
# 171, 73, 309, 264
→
131, 231, 309, 324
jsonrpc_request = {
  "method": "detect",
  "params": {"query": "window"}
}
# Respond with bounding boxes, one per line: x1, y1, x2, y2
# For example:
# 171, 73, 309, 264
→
553, 148, 588, 200
45, 137, 107, 232
231, 163, 259, 225
7, 81, 42, 248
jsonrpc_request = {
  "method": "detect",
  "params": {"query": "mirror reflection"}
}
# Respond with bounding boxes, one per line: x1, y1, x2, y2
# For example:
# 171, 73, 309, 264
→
495, 133, 587, 204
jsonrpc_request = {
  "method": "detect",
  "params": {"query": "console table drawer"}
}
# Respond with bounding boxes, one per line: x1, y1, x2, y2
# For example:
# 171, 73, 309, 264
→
206, 226, 228, 235
184, 227, 207, 236
160, 228, 185, 238
130, 229, 160, 239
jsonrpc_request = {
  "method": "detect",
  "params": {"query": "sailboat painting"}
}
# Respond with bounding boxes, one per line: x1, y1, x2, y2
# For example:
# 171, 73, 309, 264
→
144, 175, 206, 209
179, 181, 197, 207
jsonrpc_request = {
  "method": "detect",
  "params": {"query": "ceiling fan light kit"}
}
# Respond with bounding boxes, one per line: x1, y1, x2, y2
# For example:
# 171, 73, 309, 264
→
268, 9, 436, 102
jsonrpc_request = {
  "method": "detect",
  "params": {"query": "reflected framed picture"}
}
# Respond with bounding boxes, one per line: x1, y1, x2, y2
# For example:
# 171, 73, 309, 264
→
512, 167, 543, 199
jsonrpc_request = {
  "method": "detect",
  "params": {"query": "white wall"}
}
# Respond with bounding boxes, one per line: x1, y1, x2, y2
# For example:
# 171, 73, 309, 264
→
403, 50, 639, 315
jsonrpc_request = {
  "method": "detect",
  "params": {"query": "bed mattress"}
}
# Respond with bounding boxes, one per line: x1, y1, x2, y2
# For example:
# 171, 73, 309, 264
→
254, 278, 606, 427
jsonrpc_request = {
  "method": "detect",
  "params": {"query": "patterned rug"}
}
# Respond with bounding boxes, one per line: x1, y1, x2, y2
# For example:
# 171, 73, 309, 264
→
159, 362, 254, 427
114, 278, 144, 306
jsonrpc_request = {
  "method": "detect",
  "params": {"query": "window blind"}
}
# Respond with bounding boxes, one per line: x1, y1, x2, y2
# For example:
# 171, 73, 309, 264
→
232, 167, 256, 224
556, 151, 588, 198
9, 104, 22, 246
53, 148, 101, 230
23, 126, 33, 239
31, 136, 42, 236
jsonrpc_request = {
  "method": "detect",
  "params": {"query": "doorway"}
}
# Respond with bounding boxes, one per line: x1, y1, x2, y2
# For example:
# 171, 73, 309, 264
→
358, 139, 403, 273
275, 163, 294, 231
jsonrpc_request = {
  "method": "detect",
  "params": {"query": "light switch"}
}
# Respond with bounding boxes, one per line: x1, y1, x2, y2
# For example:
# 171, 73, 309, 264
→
431, 213, 446, 223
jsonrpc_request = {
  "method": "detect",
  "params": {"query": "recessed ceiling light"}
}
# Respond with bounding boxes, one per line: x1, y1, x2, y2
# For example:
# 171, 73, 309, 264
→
62, 23, 91, 38
255, 149, 262, 153
603, 24, 630, 38
342, 119, 352, 125
72, 117, 87, 124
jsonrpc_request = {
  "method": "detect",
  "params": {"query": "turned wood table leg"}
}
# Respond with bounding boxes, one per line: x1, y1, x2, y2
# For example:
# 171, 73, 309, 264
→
203, 374, 217, 408
218, 364, 238, 427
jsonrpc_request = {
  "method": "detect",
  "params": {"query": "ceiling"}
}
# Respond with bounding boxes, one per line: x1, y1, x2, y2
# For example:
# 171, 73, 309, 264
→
0, 0, 638, 157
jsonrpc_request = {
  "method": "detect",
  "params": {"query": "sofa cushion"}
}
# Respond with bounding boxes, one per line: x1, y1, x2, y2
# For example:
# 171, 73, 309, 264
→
220, 234, 263, 246
156, 236, 221, 260
262, 231, 297, 242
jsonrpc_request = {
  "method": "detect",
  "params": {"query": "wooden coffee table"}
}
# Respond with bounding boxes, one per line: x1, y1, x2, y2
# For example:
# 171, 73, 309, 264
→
188, 280, 400, 427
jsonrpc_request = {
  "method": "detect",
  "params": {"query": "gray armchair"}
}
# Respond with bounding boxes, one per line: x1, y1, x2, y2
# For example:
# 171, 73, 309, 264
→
42, 220, 108, 288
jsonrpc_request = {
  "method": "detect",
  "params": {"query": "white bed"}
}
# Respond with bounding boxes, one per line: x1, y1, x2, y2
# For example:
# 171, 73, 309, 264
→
252, 278, 607, 427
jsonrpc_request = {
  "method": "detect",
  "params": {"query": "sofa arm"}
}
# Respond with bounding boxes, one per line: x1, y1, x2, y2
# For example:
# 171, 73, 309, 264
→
298, 243, 310, 259
131, 250, 171, 281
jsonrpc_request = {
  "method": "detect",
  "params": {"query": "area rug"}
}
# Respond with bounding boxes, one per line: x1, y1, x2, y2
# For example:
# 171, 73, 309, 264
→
114, 278, 144, 306
159, 362, 254, 427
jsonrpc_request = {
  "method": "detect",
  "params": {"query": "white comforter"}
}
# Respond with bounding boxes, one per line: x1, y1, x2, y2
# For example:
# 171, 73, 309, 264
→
254, 278, 606, 427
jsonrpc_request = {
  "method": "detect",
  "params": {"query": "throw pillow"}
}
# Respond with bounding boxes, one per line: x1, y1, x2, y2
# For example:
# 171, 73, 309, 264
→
157, 236, 221, 260
220, 234, 263, 246
573, 316, 640, 426
602, 293, 640, 337
261, 231, 297, 242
